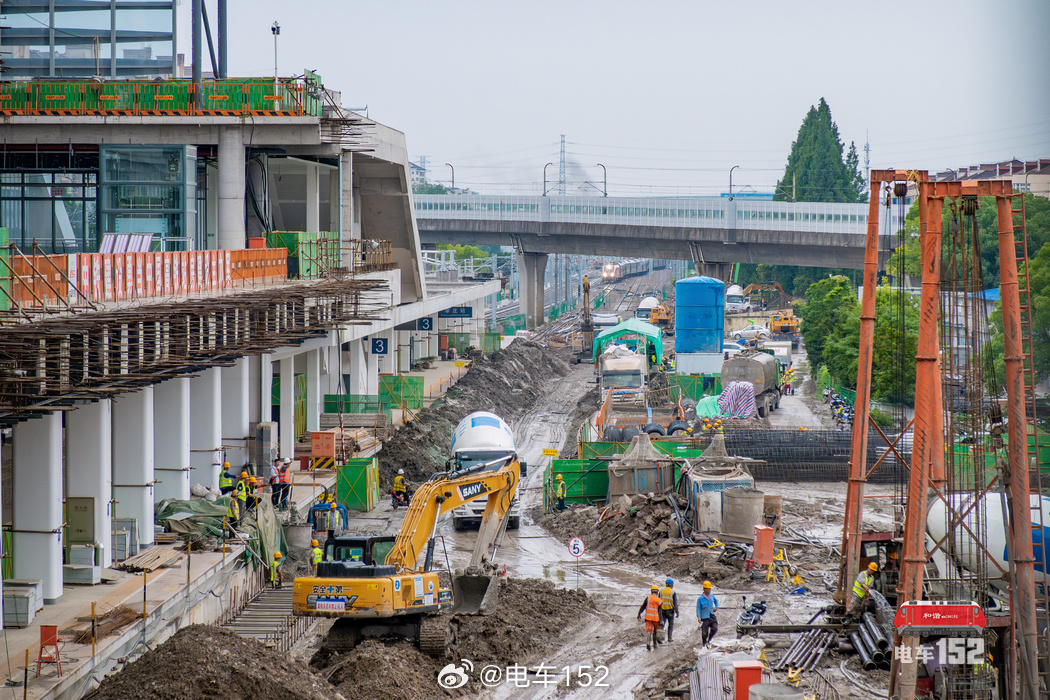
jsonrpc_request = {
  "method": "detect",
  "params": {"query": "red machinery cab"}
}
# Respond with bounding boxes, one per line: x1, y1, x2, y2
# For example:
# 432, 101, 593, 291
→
894, 600, 987, 638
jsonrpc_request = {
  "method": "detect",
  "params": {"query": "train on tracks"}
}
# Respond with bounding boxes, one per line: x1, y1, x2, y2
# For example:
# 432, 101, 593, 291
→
601, 259, 668, 282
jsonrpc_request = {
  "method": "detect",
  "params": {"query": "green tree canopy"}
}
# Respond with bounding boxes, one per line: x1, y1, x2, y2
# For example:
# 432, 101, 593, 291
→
413, 183, 449, 195
797, 275, 856, 370
775, 98, 865, 203
985, 241, 1050, 393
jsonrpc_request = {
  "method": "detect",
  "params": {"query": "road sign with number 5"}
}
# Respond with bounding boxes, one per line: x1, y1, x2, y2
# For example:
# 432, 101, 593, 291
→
568, 537, 585, 558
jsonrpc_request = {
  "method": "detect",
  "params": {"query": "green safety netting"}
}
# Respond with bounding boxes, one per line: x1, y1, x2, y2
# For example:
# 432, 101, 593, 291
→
155, 497, 287, 568
593, 318, 663, 359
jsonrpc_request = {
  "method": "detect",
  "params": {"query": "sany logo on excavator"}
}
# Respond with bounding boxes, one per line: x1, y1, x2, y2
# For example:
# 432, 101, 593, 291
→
457, 481, 490, 500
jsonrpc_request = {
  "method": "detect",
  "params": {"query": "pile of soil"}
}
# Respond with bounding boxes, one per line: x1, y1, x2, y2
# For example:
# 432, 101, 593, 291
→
311, 577, 595, 699
91, 625, 339, 700
540, 496, 738, 584
378, 340, 570, 488
558, 383, 599, 458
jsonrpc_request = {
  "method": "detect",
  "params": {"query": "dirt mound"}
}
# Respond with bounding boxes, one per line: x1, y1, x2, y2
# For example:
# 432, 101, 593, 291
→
92, 625, 339, 700
559, 383, 599, 458
540, 496, 738, 584
378, 340, 570, 488
311, 577, 596, 698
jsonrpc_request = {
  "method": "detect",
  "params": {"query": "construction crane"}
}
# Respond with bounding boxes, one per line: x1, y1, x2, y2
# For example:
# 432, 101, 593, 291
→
838, 170, 1048, 699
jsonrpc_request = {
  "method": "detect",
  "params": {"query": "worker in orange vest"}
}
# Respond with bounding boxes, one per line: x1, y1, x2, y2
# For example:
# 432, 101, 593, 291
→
636, 584, 663, 651
278, 458, 292, 509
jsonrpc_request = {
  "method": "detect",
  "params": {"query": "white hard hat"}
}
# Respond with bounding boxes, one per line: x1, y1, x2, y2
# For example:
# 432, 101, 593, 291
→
397, 469, 404, 475
282, 458, 292, 464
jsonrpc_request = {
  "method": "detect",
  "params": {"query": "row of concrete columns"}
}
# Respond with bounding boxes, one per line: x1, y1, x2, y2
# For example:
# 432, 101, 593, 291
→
7, 348, 330, 603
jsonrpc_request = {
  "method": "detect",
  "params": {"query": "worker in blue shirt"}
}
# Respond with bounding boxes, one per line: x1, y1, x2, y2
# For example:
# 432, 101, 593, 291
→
696, 580, 719, 646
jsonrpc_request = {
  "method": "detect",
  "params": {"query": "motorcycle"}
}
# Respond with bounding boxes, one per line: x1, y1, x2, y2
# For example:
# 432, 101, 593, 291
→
391, 489, 410, 509
736, 596, 768, 636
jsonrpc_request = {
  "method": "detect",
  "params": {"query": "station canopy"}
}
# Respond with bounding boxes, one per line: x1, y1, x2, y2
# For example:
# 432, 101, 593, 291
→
593, 318, 663, 359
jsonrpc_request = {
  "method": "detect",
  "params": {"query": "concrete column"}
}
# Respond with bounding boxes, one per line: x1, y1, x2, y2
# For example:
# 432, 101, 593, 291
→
190, 368, 222, 489
13, 413, 63, 602
279, 356, 295, 458
339, 150, 355, 266
217, 126, 246, 250
221, 358, 251, 469
329, 170, 340, 233
154, 377, 191, 502
66, 400, 114, 568
397, 331, 412, 373
259, 355, 274, 424
516, 252, 548, 328
428, 315, 438, 358
348, 338, 367, 394
306, 349, 321, 432
113, 386, 155, 549
365, 337, 382, 395
306, 162, 320, 233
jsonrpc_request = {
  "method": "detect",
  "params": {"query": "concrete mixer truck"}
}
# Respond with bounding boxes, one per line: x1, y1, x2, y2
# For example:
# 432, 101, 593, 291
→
449, 411, 524, 530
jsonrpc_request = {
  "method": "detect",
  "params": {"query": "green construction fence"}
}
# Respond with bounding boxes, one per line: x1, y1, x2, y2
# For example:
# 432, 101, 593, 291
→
324, 394, 393, 421
336, 457, 380, 511
379, 374, 424, 410
669, 374, 721, 402
266, 230, 339, 279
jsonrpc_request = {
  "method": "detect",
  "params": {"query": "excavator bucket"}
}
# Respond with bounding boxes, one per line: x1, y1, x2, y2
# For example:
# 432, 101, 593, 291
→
451, 573, 501, 615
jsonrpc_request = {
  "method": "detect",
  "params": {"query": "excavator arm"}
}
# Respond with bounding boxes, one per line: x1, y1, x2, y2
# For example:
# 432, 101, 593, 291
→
384, 457, 520, 574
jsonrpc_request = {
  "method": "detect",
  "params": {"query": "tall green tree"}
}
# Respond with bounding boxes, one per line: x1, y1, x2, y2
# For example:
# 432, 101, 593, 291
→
796, 275, 856, 370
985, 241, 1050, 393
413, 182, 449, 195
775, 98, 862, 203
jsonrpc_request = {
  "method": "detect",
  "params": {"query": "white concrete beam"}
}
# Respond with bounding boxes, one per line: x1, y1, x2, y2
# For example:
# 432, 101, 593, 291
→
306, 349, 320, 432
66, 400, 114, 568
112, 386, 155, 548
154, 377, 191, 502
13, 413, 63, 602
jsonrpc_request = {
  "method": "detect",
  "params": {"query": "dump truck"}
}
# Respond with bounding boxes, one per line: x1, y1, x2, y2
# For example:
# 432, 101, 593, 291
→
768, 310, 800, 348
721, 351, 781, 417
291, 429, 521, 656
598, 345, 648, 406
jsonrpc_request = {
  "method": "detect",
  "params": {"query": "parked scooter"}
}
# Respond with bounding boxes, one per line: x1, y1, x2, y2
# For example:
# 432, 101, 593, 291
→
736, 596, 768, 636
391, 489, 410, 509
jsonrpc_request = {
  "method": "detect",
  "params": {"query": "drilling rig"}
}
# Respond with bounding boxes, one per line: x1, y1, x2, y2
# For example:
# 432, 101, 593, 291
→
837, 171, 1049, 700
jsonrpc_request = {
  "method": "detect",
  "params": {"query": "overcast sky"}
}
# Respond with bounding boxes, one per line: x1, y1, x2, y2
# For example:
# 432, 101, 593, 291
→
180, 0, 1049, 197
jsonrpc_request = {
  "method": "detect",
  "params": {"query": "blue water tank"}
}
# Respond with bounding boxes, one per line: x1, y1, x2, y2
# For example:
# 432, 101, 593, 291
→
675, 276, 724, 353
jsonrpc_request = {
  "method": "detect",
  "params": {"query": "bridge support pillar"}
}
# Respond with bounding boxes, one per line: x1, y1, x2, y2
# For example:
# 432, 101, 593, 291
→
698, 263, 733, 283
516, 251, 548, 328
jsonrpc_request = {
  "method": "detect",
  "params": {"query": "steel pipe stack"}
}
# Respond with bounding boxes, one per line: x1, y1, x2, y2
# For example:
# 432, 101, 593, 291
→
850, 631, 878, 671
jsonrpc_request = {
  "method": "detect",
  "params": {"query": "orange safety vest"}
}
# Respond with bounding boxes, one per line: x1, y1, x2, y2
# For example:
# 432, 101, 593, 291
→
644, 594, 662, 622
279, 466, 291, 484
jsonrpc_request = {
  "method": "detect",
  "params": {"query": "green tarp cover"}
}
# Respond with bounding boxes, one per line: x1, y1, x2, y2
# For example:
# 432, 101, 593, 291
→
694, 395, 725, 417
593, 318, 663, 359
155, 497, 287, 568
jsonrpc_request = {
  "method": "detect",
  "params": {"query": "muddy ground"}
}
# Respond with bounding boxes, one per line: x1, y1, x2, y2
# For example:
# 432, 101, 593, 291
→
377, 340, 571, 489
90, 625, 341, 700
308, 578, 597, 700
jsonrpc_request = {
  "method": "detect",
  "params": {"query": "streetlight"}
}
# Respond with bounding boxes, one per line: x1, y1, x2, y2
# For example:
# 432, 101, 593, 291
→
543, 162, 554, 196
728, 165, 739, 200
596, 163, 607, 197
271, 21, 280, 103
445, 163, 454, 193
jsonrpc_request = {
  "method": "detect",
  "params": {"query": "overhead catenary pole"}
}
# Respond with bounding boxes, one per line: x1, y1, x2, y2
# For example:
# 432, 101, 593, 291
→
191, 0, 202, 110
217, 0, 228, 78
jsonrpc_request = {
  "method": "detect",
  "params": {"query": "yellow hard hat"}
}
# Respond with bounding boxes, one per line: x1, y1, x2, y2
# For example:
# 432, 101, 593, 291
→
702, 580, 712, 589
555, 474, 563, 481
330, 502, 337, 509
223, 462, 230, 469
868, 562, 878, 571
888, 550, 899, 560
651, 585, 659, 591
311, 539, 319, 547
240, 471, 249, 479
248, 476, 257, 484
274, 552, 282, 559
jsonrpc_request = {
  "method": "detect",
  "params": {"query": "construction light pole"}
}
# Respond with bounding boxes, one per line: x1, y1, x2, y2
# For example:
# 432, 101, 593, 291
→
271, 21, 280, 83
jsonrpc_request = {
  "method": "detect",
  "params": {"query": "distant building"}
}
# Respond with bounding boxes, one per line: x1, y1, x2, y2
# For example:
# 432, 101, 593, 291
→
0, 0, 177, 78
934, 159, 1050, 200
410, 161, 427, 188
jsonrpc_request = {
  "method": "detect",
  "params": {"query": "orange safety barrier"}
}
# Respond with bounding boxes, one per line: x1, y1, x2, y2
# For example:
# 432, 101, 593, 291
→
4, 248, 287, 309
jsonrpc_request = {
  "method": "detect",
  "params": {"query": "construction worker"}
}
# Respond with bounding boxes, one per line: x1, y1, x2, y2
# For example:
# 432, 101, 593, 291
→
849, 562, 878, 617
270, 551, 283, 589
279, 458, 293, 509
324, 501, 339, 539
219, 462, 235, 495
311, 539, 323, 576
659, 578, 679, 642
235, 472, 249, 518
245, 476, 260, 513
637, 585, 664, 651
393, 469, 410, 505
697, 581, 719, 646
226, 495, 240, 530
555, 474, 567, 512
269, 458, 282, 508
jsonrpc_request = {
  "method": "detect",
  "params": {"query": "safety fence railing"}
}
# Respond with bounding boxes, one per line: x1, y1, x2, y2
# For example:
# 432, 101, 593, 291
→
0, 243, 288, 315
0, 77, 319, 117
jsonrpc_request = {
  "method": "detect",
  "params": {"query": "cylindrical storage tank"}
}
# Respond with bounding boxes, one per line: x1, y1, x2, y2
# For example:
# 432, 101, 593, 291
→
722, 488, 766, 538
749, 684, 805, 699
675, 276, 725, 354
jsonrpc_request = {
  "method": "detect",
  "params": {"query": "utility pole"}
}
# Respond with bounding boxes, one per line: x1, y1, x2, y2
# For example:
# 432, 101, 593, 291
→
559, 134, 566, 196
792, 173, 796, 202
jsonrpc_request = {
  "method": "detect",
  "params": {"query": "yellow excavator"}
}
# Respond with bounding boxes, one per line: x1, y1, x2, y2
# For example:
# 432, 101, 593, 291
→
291, 451, 520, 656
